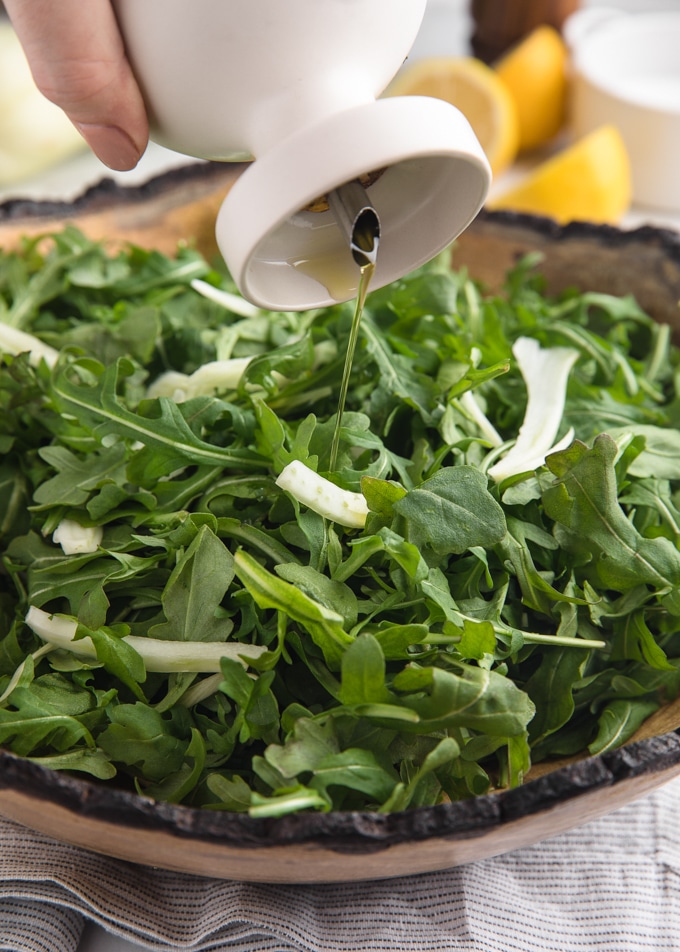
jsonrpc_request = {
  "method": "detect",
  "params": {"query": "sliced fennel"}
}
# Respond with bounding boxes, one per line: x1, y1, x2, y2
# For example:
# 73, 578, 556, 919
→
25, 606, 267, 672
0, 322, 60, 367
276, 460, 369, 528
488, 337, 579, 482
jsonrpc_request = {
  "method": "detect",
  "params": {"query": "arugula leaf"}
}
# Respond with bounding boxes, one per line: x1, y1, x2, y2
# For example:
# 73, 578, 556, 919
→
524, 648, 590, 743
233, 549, 353, 668
339, 634, 390, 706
149, 525, 235, 642
309, 747, 399, 803
51, 357, 265, 474
393, 466, 507, 557
97, 703, 191, 782
392, 663, 535, 736
588, 699, 660, 755
543, 435, 680, 591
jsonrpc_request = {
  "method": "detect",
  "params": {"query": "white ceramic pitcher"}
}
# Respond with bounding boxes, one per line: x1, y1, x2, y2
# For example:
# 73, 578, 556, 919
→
112, 0, 492, 309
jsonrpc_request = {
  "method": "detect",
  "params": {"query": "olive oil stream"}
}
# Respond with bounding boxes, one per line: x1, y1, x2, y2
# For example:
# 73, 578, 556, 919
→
328, 214, 379, 472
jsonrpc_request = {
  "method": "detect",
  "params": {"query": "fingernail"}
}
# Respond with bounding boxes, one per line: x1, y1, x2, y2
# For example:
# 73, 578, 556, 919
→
75, 123, 143, 171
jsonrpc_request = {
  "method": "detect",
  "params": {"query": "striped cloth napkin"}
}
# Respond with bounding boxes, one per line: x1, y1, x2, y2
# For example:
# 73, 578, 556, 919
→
2, 776, 680, 952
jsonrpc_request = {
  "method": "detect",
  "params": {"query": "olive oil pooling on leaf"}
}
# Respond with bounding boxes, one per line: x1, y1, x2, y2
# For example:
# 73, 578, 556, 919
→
327, 180, 381, 471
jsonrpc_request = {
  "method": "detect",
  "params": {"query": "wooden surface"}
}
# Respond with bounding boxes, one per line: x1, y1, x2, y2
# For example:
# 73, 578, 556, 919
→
453, 211, 680, 331
0, 162, 244, 258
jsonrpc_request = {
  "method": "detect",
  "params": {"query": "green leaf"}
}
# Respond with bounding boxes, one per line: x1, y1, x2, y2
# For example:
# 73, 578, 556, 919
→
141, 728, 207, 803
275, 563, 358, 629
264, 716, 339, 780
233, 549, 353, 667
17, 538, 164, 615
26, 747, 117, 780
243, 335, 315, 396
0, 462, 30, 543
619, 478, 680, 537
607, 425, 680, 479
457, 619, 497, 661
98, 703, 191, 782
498, 530, 582, 615
393, 662, 535, 736
149, 525, 235, 642
51, 357, 265, 472
32, 443, 127, 509
218, 658, 279, 744
377, 527, 429, 581
361, 476, 407, 517
379, 736, 460, 812
370, 623, 429, 660
543, 435, 680, 592
524, 648, 589, 743
249, 786, 331, 817
0, 665, 98, 756
82, 622, 147, 701
253, 400, 293, 472
206, 773, 253, 811
310, 747, 399, 802
611, 612, 675, 671
394, 467, 506, 556
339, 634, 390, 706
361, 315, 438, 420
588, 699, 660, 755
0, 709, 94, 756
219, 655, 257, 708
0, 624, 28, 678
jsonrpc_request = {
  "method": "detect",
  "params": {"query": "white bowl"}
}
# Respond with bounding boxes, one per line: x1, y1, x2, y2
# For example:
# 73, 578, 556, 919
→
565, 8, 680, 212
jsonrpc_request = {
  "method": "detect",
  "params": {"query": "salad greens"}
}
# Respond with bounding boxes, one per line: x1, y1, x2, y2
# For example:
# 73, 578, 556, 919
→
2, 226, 680, 816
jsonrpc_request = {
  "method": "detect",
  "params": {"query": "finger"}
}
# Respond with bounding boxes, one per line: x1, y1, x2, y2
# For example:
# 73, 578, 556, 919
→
4, 0, 148, 170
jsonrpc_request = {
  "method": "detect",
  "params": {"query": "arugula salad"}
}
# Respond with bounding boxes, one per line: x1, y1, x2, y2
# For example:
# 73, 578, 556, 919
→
2, 226, 680, 817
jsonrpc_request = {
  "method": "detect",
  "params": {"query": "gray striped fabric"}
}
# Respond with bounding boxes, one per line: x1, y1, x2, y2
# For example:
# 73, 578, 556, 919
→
1, 776, 680, 952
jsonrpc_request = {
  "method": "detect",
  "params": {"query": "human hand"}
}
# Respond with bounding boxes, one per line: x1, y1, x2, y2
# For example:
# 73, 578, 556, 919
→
3, 0, 148, 171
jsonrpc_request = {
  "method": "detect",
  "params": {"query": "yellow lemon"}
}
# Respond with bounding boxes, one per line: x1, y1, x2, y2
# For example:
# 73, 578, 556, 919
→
488, 125, 632, 224
386, 56, 519, 176
494, 25, 569, 153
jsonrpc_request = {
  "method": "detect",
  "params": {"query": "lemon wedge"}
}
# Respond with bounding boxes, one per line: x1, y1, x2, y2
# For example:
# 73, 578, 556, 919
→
386, 56, 519, 176
494, 25, 569, 153
488, 125, 632, 224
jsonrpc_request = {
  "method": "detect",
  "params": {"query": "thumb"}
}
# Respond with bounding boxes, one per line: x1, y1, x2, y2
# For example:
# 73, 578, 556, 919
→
4, 0, 149, 171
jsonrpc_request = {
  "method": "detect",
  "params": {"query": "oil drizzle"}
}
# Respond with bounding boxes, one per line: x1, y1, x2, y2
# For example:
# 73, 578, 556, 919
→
329, 211, 379, 472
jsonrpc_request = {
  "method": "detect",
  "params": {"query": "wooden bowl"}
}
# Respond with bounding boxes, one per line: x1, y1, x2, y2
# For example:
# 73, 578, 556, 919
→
2, 162, 680, 883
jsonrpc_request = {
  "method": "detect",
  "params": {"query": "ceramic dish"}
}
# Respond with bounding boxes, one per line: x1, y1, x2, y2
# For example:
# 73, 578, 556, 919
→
565, 8, 680, 213
2, 162, 680, 883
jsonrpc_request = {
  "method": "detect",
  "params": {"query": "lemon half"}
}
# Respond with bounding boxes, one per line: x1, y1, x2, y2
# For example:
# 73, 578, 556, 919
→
386, 56, 519, 176
494, 25, 569, 153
